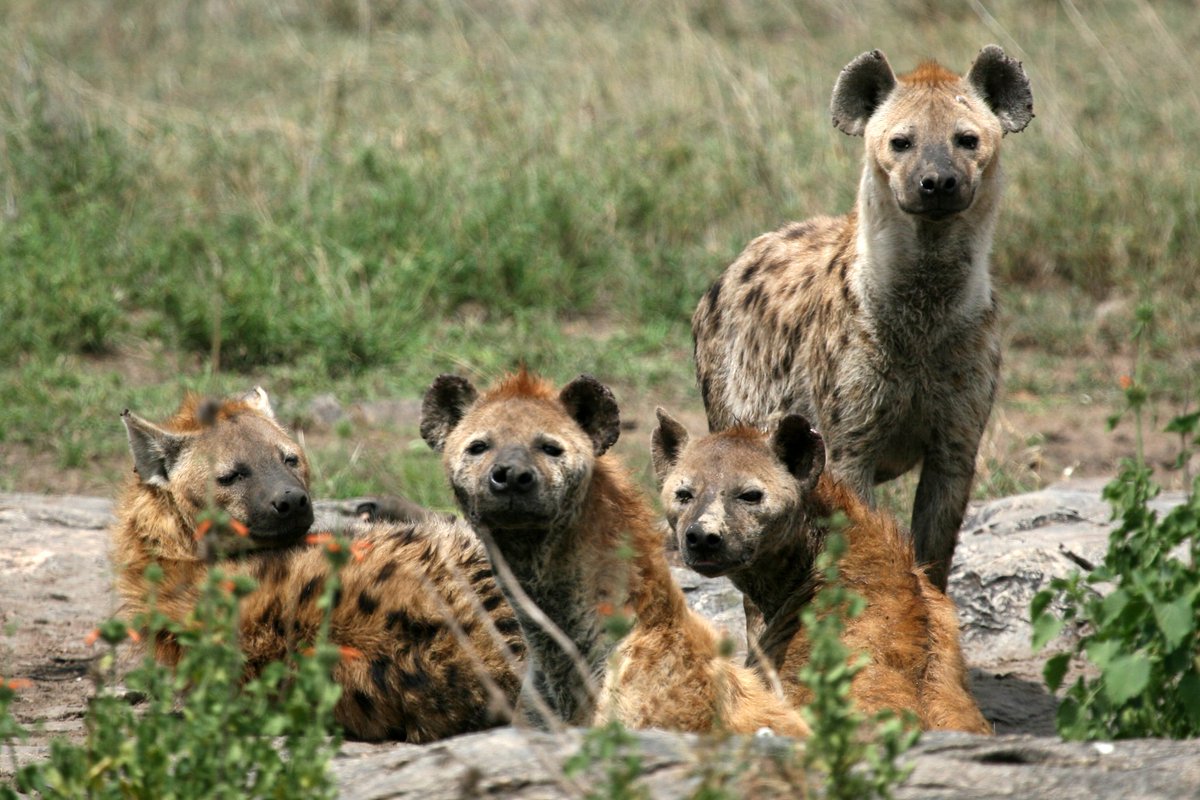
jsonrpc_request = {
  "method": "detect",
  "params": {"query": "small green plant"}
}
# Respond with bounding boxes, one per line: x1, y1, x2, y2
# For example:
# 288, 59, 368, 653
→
1032, 411, 1200, 740
1033, 302, 1200, 740
3, 517, 349, 798
798, 528, 919, 800
565, 536, 648, 800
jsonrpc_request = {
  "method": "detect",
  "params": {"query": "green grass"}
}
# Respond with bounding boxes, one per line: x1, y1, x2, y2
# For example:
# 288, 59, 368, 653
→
1, 0, 1197, 498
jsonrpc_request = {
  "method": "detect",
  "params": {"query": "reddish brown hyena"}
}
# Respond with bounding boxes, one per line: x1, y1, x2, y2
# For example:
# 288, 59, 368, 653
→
421, 370, 808, 736
653, 410, 990, 734
692, 46, 1033, 591
113, 388, 524, 741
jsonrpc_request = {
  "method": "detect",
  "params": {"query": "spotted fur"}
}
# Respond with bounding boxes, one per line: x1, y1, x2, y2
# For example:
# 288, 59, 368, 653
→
422, 369, 809, 736
653, 411, 990, 733
692, 46, 1033, 591
112, 389, 524, 741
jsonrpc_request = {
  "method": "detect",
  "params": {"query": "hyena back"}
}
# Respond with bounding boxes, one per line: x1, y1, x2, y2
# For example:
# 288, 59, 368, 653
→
113, 388, 524, 741
692, 46, 1033, 590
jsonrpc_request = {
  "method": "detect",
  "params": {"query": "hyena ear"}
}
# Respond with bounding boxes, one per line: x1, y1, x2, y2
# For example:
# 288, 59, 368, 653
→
121, 410, 189, 488
967, 44, 1034, 134
559, 375, 621, 456
420, 374, 479, 453
771, 414, 826, 492
240, 386, 275, 420
830, 49, 897, 136
650, 408, 689, 487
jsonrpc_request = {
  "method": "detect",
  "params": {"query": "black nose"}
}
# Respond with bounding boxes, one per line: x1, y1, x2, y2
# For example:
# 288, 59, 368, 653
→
919, 172, 958, 196
683, 523, 722, 555
272, 487, 310, 519
489, 462, 537, 495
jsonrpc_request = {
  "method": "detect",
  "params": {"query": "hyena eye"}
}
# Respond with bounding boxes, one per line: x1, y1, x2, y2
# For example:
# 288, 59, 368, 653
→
738, 490, 764, 504
466, 440, 489, 455
957, 133, 979, 150
216, 469, 244, 487
541, 442, 565, 457
282, 453, 300, 468
674, 489, 694, 504
889, 135, 912, 152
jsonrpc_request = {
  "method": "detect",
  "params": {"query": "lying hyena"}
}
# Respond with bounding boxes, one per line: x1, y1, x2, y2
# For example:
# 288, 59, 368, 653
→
113, 388, 524, 741
420, 369, 808, 736
692, 46, 1034, 591
652, 409, 990, 734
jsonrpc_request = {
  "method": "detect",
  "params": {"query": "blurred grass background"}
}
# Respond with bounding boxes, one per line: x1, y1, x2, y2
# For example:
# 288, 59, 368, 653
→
1, 0, 1196, 506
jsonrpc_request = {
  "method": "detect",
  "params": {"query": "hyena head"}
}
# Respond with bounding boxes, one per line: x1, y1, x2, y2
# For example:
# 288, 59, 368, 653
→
122, 387, 314, 553
652, 410, 825, 578
420, 369, 620, 561
831, 45, 1033, 222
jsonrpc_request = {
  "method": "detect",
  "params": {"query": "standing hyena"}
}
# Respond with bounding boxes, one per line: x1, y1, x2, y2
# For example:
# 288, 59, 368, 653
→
113, 388, 525, 741
652, 410, 990, 734
420, 369, 808, 736
692, 46, 1033, 590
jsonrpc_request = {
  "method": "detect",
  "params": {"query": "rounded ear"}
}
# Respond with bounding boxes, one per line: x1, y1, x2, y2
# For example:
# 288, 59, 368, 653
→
650, 408, 690, 487
830, 49, 896, 136
121, 409, 189, 487
241, 386, 275, 420
967, 44, 1034, 134
420, 374, 479, 453
559, 375, 621, 456
770, 414, 826, 492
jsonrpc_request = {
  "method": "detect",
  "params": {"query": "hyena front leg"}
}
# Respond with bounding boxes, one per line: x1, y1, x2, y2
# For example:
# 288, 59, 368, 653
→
911, 438, 978, 592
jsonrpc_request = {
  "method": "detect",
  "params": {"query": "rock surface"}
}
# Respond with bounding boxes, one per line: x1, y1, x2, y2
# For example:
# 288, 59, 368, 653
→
2, 481, 1196, 797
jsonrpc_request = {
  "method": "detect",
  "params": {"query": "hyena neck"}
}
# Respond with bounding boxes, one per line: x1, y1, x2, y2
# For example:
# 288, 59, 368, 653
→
729, 508, 826, 626
483, 458, 667, 725
112, 480, 209, 651
851, 166, 1000, 335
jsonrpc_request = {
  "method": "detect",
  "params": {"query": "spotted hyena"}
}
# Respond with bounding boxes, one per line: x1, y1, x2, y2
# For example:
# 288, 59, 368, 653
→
692, 46, 1033, 591
420, 369, 808, 736
652, 409, 990, 733
113, 388, 524, 741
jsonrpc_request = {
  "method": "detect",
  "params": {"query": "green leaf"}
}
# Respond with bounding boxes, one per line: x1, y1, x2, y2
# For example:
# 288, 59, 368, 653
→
1179, 671, 1200, 727
1153, 597, 1196, 650
1086, 639, 1121, 669
1043, 653, 1071, 692
1102, 654, 1151, 705
1032, 614, 1064, 652
1099, 588, 1129, 624
1164, 411, 1200, 435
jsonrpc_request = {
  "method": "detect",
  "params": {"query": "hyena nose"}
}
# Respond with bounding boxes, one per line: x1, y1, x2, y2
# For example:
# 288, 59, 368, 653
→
272, 487, 310, 518
919, 173, 958, 196
684, 524, 722, 554
489, 462, 537, 495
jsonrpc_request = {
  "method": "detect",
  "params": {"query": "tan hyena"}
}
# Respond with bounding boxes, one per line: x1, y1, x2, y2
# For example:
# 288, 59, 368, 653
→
113, 388, 525, 741
692, 46, 1033, 591
652, 410, 990, 734
420, 369, 808, 736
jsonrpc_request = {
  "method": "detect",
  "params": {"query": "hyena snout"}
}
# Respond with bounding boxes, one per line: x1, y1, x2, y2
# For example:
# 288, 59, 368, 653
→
683, 522, 723, 559
252, 480, 313, 538
901, 149, 972, 218
488, 446, 539, 496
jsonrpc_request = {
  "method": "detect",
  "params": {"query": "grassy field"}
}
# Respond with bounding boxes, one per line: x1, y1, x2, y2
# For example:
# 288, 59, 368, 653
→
1, 0, 1197, 509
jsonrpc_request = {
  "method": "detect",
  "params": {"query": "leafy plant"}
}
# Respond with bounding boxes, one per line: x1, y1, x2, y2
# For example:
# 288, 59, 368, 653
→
3, 517, 349, 798
797, 528, 920, 800
1032, 409, 1200, 740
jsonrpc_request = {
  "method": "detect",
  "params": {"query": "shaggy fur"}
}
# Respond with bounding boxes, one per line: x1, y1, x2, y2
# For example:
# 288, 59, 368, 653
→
112, 389, 524, 741
422, 370, 809, 736
691, 46, 1033, 590
653, 411, 990, 734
